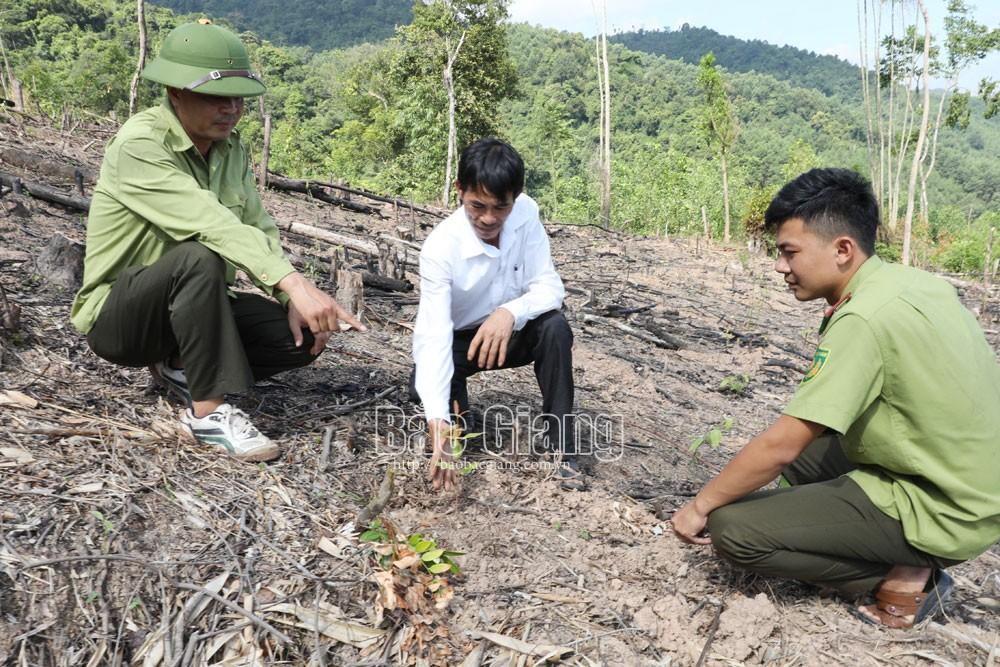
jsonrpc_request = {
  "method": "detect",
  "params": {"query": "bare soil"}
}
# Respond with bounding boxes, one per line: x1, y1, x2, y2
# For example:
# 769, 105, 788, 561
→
1, 113, 998, 666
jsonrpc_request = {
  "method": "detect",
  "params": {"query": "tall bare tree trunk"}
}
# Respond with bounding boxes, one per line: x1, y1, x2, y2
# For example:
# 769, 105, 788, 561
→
902, 0, 931, 266
441, 31, 466, 207
720, 150, 731, 243
128, 0, 147, 116
600, 7, 611, 229
593, 0, 611, 229
259, 114, 272, 190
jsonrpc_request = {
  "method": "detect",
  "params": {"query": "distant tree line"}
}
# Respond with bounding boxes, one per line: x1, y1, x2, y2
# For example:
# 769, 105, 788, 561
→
2, 0, 999, 274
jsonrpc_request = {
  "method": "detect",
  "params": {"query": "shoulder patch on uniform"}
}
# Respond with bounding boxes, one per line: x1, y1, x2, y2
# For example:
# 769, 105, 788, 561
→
802, 346, 830, 384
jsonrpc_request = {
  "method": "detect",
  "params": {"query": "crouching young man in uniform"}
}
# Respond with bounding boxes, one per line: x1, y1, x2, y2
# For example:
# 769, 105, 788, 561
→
411, 138, 581, 492
71, 21, 364, 461
670, 168, 1000, 628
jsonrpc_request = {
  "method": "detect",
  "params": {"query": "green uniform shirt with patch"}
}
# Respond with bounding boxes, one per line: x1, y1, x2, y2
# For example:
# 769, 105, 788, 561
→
70, 100, 294, 334
785, 256, 1000, 561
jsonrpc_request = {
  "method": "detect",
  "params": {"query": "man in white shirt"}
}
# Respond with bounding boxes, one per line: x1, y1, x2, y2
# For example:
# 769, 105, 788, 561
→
411, 138, 579, 492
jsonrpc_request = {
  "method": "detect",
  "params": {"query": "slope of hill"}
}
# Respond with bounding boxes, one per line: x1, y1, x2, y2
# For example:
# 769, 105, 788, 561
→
611, 24, 861, 100
1, 114, 998, 665
149, 0, 412, 50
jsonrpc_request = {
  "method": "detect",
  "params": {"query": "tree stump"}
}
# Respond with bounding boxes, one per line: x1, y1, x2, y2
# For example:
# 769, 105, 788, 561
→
37, 233, 84, 289
335, 270, 364, 322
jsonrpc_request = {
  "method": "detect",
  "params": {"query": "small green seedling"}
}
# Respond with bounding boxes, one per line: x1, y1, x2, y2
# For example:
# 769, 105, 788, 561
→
359, 518, 390, 544
689, 417, 735, 457
435, 424, 483, 476
718, 373, 750, 396
92, 510, 114, 534
407, 533, 463, 575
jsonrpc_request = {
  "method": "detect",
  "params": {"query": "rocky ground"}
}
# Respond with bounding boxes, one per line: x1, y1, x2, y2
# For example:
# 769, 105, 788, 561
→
1, 111, 999, 666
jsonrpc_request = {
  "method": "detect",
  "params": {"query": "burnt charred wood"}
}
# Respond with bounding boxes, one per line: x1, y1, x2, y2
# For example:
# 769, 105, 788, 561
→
362, 272, 412, 293
266, 174, 381, 216
269, 171, 446, 219
0, 170, 90, 211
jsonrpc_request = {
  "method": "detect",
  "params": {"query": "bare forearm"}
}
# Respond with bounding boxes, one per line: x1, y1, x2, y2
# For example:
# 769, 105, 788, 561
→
692, 416, 825, 516
693, 439, 788, 514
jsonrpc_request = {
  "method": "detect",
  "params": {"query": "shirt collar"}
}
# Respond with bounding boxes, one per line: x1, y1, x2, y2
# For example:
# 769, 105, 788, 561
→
842, 254, 883, 297
818, 255, 883, 334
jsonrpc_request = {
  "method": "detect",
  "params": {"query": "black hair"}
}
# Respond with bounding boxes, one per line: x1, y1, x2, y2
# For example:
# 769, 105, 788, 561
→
457, 137, 524, 199
764, 168, 879, 255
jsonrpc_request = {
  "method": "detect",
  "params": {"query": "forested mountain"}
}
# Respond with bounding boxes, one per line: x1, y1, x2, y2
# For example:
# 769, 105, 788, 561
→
149, 0, 412, 50
4, 0, 1000, 271
611, 25, 861, 100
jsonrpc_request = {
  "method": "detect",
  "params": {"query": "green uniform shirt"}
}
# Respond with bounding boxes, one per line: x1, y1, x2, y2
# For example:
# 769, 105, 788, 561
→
785, 256, 1000, 561
70, 100, 294, 333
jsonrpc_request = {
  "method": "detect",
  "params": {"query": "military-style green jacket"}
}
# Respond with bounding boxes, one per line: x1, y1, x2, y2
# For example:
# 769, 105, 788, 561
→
786, 256, 1000, 560
71, 100, 293, 333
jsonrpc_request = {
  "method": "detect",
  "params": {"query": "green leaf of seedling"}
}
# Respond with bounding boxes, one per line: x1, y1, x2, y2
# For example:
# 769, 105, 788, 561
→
722, 417, 734, 431
427, 562, 452, 574
707, 429, 722, 448
414, 539, 434, 553
85, 591, 98, 604
460, 462, 478, 475
92, 510, 113, 534
442, 550, 465, 557
128, 597, 141, 611
579, 528, 591, 541
461, 432, 482, 441
422, 548, 445, 562
359, 530, 380, 542
688, 436, 705, 454
407, 533, 422, 548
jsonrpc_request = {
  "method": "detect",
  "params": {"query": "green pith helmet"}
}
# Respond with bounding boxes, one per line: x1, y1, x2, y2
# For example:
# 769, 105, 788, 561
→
142, 20, 265, 97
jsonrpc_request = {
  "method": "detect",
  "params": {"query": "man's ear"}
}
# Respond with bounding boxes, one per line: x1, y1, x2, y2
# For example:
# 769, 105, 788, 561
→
455, 181, 464, 203
834, 236, 858, 266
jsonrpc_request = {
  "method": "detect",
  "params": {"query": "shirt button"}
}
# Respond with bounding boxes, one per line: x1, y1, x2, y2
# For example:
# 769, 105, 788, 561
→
261, 273, 269, 281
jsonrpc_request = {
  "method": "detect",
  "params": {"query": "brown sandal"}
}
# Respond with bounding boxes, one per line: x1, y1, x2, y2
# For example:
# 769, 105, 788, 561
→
869, 587, 927, 628
854, 570, 954, 629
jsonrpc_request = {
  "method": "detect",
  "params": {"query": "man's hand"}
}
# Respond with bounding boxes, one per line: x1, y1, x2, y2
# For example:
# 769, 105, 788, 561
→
670, 499, 712, 545
468, 307, 515, 369
277, 272, 367, 344
287, 302, 331, 355
427, 418, 457, 492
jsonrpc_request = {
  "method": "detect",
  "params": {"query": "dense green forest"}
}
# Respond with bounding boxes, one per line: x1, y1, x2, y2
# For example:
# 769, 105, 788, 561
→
3, 0, 999, 272
149, 0, 412, 50
611, 25, 861, 100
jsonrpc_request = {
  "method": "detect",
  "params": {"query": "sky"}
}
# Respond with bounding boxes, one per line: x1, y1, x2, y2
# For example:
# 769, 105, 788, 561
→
507, 0, 1000, 91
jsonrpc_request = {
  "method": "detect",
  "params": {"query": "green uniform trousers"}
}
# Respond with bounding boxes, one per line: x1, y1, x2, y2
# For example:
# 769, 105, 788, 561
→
706, 434, 961, 596
87, 242, 318, 401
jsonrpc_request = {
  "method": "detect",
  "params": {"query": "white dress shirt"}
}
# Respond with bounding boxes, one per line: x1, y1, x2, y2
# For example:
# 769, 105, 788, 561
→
412, 193, 565, 422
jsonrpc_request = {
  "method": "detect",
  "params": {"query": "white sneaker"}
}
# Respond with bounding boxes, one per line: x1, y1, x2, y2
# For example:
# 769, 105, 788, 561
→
181, 404, 280, 462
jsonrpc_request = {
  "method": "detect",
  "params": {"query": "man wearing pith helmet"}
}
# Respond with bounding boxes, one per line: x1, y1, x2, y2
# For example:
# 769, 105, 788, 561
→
71, 20, 365, 461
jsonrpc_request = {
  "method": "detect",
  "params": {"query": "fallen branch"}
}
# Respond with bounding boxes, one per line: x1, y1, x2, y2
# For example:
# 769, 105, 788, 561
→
276, 219, 419, 265
0, 169, 91, 211
356, 467, 395, 527
580, 313, 681, 350
266, 173, 380, 215
270, 172, 446, 219
362, 271, 412, 292
0, 146, 97, 182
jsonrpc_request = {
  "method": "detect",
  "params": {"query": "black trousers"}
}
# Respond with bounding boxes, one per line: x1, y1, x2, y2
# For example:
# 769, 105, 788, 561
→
411, 309, 576, 456
706, 434, 961, 596
87, 242, 318, 401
